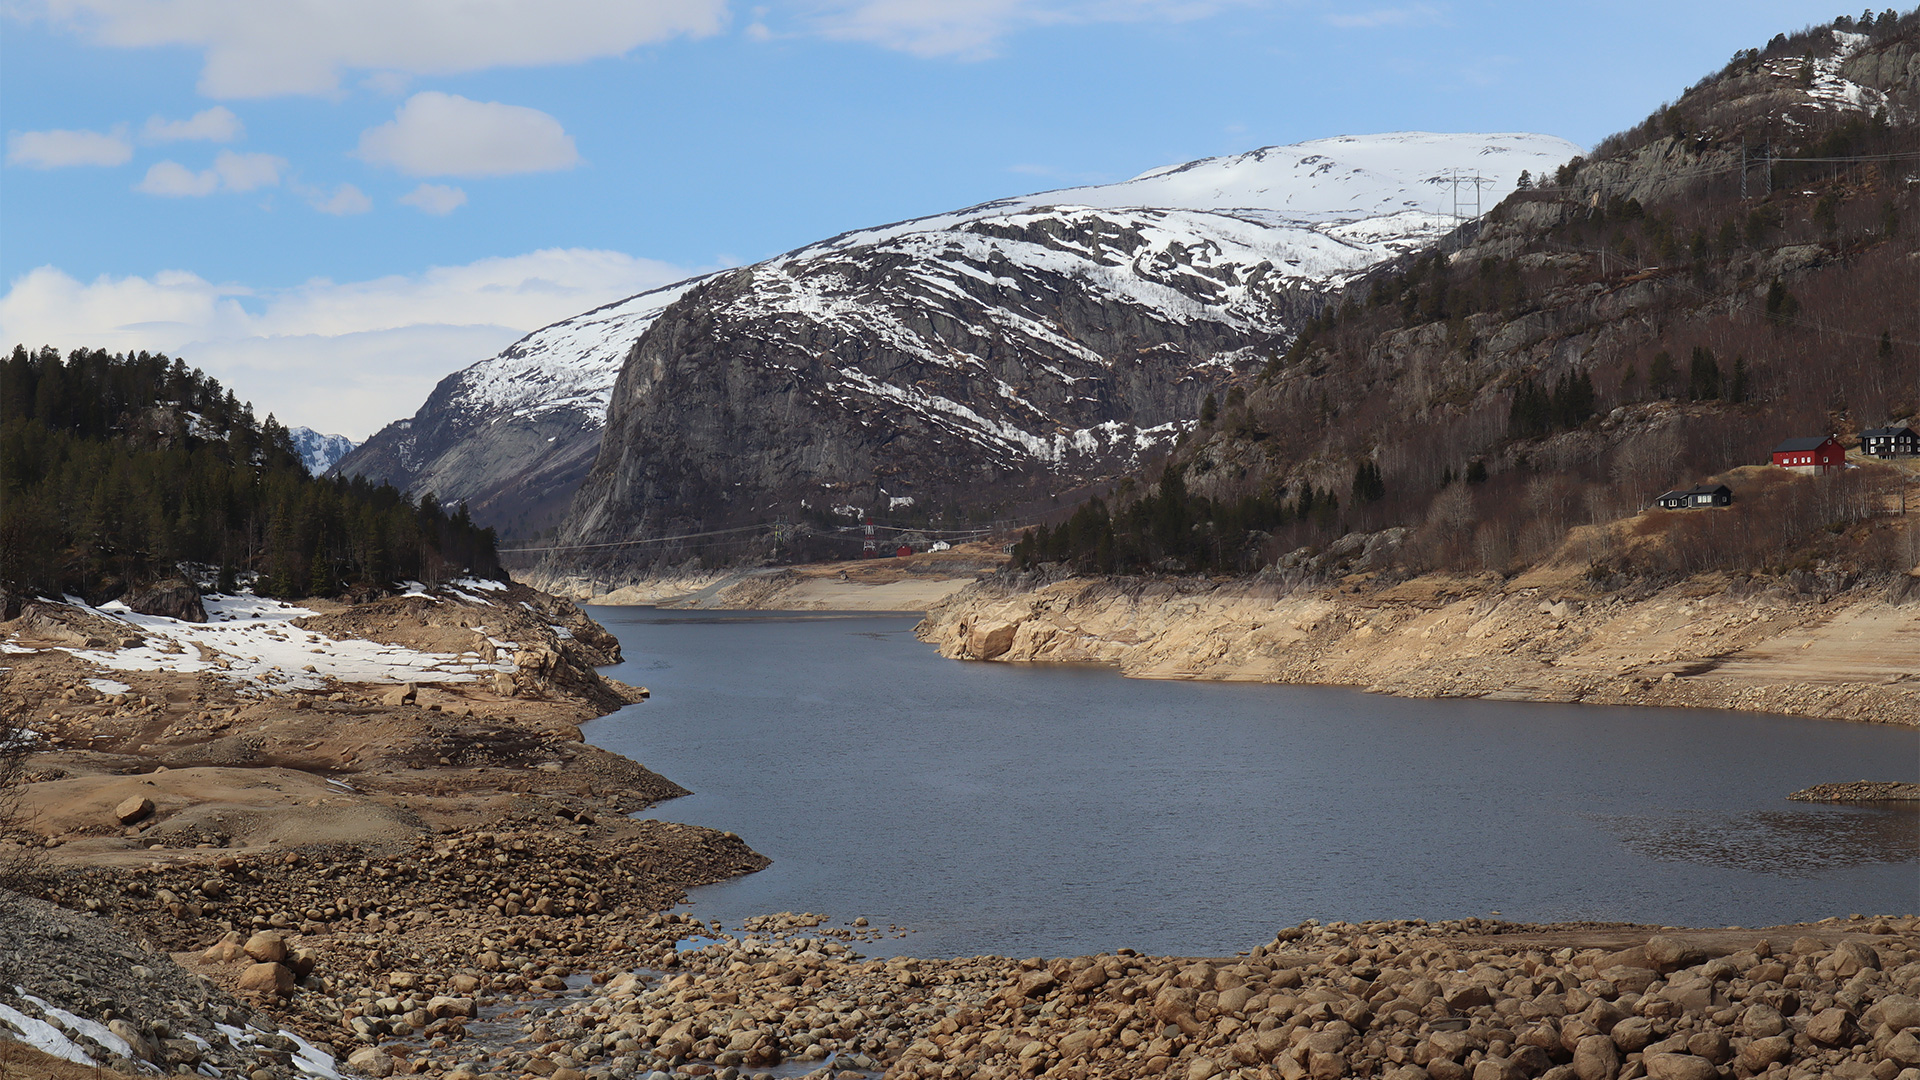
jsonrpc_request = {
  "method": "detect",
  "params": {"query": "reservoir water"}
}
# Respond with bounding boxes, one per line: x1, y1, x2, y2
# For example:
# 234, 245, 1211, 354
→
584, 608, 1919, 959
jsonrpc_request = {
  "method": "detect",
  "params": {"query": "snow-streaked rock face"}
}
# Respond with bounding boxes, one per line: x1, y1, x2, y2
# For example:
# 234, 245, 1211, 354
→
289, 426, 358, 476
336, 132, 1577, 542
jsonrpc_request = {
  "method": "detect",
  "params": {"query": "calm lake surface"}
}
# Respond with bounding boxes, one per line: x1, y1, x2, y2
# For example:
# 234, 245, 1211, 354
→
583, 608, 1919, 959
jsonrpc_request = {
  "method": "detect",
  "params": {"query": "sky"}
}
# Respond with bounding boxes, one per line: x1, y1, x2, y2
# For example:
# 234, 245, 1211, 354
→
0, 0, 1864, 439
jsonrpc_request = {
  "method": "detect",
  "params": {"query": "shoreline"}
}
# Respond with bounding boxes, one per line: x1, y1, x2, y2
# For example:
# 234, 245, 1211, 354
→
3, 578, 1917, 1080
528, 552, 1920, 725
914, 571, 1920, 727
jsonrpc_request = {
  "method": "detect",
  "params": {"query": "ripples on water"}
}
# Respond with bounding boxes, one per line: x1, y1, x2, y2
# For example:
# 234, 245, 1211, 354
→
585, 609, 1920, 958
1594, 806, 1918, 877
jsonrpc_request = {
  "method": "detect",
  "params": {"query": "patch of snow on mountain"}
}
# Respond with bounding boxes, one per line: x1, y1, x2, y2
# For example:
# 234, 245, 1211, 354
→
289, 427, 358, 475
421, 132, 1577, 448
1763, 31, 1888, 115
446, 275, 715, 422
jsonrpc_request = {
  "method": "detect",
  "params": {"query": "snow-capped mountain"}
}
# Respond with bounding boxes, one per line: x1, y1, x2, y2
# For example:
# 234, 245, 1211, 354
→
335, 132, 1578, 543
288, 427, 358, 476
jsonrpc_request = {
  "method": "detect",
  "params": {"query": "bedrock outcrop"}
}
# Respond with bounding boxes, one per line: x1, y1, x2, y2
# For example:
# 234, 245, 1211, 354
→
915, 572, 1920, 725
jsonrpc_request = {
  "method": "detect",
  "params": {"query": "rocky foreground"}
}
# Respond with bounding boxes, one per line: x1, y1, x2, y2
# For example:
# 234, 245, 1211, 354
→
916, 571, 1920, 726
0, 580, 766, 1078
403, 912, 1920, 1080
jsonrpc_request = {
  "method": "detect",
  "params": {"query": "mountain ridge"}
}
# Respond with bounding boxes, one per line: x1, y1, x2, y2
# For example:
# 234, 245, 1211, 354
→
334, 131, 1576, 548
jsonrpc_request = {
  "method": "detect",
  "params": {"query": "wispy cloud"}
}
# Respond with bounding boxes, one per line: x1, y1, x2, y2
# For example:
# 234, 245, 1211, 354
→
398, 183, 468, 215
25, 0, 728, 98
790, 0, 1250, 60
308, 183, 372, 215
1324, 3, 1442, 29
135, 149, 286, 196
143, 106, 243, 143
6, 124, 133, 168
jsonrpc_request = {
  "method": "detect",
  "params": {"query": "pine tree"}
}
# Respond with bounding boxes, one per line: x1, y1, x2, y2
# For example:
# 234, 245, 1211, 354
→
1351, 460, 1386, 504
1688, 346, 1723, 401
1649, 350, 1677, 398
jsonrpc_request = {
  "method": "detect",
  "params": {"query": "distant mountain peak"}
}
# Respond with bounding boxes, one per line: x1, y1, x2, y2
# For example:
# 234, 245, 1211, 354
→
289, 427, 358, 476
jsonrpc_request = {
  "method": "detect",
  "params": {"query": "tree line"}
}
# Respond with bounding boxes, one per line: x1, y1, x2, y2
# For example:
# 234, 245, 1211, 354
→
0, 345, 499, 604
1010, 464, 1365, 574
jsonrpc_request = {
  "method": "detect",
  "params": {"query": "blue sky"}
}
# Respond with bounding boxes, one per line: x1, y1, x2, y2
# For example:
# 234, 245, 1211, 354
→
0, 0, 1859, 437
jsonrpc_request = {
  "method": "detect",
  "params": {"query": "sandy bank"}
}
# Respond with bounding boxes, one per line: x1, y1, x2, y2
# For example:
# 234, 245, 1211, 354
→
916, 571, 1920, 725
531, 544, 1008, 612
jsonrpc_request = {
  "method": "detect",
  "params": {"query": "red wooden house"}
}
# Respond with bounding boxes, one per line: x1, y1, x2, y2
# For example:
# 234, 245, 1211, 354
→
1770, 435, 1845, 472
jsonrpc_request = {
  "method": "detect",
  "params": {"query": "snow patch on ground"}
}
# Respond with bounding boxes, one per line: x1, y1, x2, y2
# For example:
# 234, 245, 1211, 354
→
0, 1001, 99, 1066
60, 592, 511, 691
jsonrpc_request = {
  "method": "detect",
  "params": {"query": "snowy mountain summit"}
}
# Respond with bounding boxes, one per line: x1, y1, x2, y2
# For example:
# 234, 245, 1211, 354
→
336, 132, 1578, 544
288, 427, 358, 476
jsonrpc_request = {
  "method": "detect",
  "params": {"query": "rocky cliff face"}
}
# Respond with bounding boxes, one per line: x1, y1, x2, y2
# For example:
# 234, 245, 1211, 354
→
329, 280, 710, 536
550, 132, 1577, 568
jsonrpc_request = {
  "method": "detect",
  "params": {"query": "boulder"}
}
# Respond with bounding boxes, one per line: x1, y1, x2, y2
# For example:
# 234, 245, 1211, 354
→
1741, 1002, 1786, 1037
106, 1018, 158, 1062
970, 622, 1020, 660
201, 931, 246, 962
1643, 935, 1702, 972
1807, 1006, 1856, 1046
1571, 1033, 1618, 1080
1684, 1030, 1729, 1063
286, 945, 318, 978
114, 795, 155, 824
1608, 1016, 1655, 1052
1888, 1030, 1920, 1066
1735, 1035, 1791, 1071
1832, 939, 1880, 976
1643, 1053, 1717, 1080
1018, 969, 1057, 998
1447, 984, 1494, 1011
381, 683, 417, 707
347, 1046, 395, 1077
242, 931, 286, 963
236, 962, 295, 997
125, 579, 206, 623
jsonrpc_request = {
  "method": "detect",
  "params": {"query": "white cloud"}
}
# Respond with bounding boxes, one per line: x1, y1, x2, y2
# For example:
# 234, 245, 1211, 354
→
6, 124, 133, 168
795, 0, 1243, 59
142, 106, 243, 142
310, 183, 372, 215
354, 92, 580, 177
398, 183, 468, 215
135, 149, 286, 196
1324, 3, 1442, 29
0, 249, 698, 438
135, 159, 220, 195
29, 0, 727, 98
213, 149, 284, 190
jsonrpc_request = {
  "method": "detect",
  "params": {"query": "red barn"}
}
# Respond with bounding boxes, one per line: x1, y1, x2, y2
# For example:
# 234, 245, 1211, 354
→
1770, 435, 1845, 472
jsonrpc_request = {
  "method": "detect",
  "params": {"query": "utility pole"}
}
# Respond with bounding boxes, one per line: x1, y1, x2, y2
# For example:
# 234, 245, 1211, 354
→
1468, 173, 1492, 219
